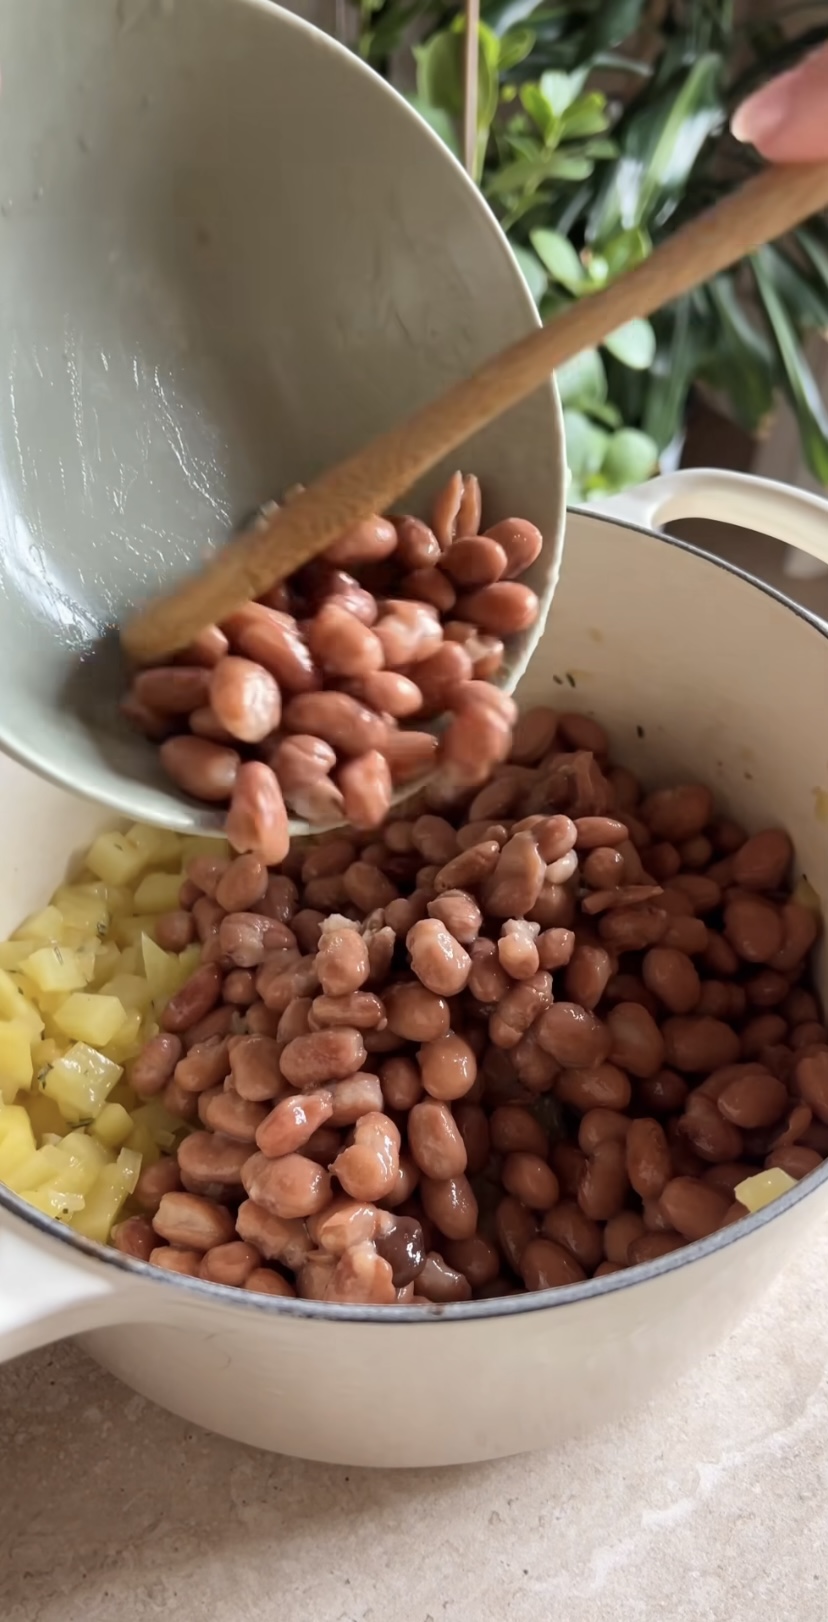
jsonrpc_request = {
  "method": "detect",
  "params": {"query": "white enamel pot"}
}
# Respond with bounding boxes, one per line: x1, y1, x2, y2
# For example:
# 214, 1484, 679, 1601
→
2, 467, 828, 1470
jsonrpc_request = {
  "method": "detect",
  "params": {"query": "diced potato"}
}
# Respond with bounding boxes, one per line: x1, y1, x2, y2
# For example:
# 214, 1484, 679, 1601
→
54, 993, 127, 1047
0, 941, 37, 971
141, 936, 200, 1010
41, 1043, 122, 1123
59, 1128, 111, 1168
24, 1090, 71, 1139
132, 872, 185, 914
117, 944, 141, 976
130, 1099, 182, 1150
4, 1143, 68, 1193
85, 830, 153, 887
0, 1105, 37, 1178
124, 1116, 160, 1167
50, 887, 110, 937
107, 1078, 138, 1111
90, 1102, 135, 1151
113, 914, 160, 949
71, 1163, 132, 1243
25, 944, 96, 995
14, 905, 66, 944
180, 834, 230, 864
125, 823, 183, 866
88, 940, 121, 987
99, 974, 153, 1015
0, 969, 44, 1039
105, 1008, 144, 1064
70, 881, 134, 919
0, 1021, 34, 1102
22, 1188, 85, 1222
735, 1167, 798, 1213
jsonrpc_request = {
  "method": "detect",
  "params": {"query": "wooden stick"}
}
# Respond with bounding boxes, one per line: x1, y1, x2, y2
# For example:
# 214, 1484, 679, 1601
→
122, 160, 828, 665
462, 0, 480, 178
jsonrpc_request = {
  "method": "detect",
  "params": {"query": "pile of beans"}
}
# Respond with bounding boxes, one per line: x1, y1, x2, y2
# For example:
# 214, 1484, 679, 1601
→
112, 704, 828, 1304
121, 473, 543, 864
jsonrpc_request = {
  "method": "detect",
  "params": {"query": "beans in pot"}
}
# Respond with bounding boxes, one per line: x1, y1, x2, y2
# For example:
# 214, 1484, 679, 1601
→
78, 693, 828, 1307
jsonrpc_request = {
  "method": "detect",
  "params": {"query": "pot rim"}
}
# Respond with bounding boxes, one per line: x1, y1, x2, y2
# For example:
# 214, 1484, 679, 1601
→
3, 511, 826, 1324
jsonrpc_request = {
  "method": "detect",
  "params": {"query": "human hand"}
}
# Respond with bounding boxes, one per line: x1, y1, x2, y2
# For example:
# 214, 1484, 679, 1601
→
732, 43, 828, 160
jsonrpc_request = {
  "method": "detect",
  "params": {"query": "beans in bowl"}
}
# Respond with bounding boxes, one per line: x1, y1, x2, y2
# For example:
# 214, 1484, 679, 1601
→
1, 706, 824, 1304
121, 473, 544, 861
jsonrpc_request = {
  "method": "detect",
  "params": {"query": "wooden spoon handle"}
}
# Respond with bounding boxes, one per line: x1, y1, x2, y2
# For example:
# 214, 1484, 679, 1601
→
123, 160, 828, 665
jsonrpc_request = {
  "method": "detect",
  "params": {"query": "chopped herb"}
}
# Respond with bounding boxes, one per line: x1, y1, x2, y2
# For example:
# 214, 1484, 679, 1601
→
565, 672, 576, 689
636, 725, 645, 739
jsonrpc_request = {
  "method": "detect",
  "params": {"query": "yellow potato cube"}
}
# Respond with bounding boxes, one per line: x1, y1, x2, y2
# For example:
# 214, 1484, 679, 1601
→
0, 1021, 34, 1103
50, 887, 110, 937
54, 994, 127, 1047
24, 1090, 70, 1139
14, 905, 65, 944
88, 940, 121, 987
85, 830, 152, 888
70, 1164, 131, 1243
0, 941, 37, 971
113, 914, 159, 949
141, 936, 199, 1009
125, 1117, 160, 1167
0, 1105, 37, 1178
125, 823, 184, 866
41, 1042, 122, 1123
25, 945, 96, 995
0, 970, 43, 1040
22, 1188, 85, 1222
105, 1007, 144, 1064
132, 872, 185, 914
130, 1099, 181, 1150
99, 974, 152, 1015
90, 1102, 135, 1151
116, 944, 141, 976
734, 1167, 798, 1213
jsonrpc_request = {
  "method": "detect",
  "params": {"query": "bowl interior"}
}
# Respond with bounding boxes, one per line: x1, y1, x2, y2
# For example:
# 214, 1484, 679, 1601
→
0, 0, 565, 830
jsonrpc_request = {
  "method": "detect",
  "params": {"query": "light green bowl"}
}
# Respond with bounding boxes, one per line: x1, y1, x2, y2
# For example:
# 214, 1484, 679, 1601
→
0, 0, 565, 834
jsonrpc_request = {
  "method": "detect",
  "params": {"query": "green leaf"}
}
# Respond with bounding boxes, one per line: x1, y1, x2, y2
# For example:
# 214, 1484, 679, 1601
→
406, 96, 461, 158
520, 83, 559, 144
757, 243, 828, 331
753, 249, 828, 485
560, 93, 611, 139
498, 25, 536, 71
641, 298, 697, 453
539, 68, 589, 117
555, 348, 608, 408
600, 226, 651, 278
564, 409, 610, 479
701, 274, 776, 434
603, 317, 656, 369
796, 225, 828, 296
600, 428, 659, 489
530, 228, 585, 289
580, 0, 647, 56
512, 244, 548, 305
415, 32, 464, 116
587, 53, 724, 241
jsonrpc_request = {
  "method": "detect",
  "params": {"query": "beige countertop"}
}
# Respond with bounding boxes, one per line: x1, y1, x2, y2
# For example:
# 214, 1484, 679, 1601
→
1, 1232, 827, 1622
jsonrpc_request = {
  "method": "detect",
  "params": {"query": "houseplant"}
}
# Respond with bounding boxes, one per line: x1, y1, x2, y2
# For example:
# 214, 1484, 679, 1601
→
349, 0, 828, 500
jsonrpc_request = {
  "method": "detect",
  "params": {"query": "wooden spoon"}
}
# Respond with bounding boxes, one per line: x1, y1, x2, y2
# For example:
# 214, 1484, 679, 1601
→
122, 160, 828, 667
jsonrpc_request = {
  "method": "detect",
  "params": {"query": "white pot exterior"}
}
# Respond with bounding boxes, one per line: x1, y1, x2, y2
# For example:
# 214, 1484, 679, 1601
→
2, 468, 828, 1468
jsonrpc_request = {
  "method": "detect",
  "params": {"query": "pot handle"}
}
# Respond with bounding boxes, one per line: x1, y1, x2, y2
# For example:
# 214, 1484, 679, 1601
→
593, 468, 828, 578
0, 1205, 124, 1363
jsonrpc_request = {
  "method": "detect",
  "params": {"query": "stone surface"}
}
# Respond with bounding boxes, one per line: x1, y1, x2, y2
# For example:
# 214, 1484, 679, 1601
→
2, 1232, 828, 1620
